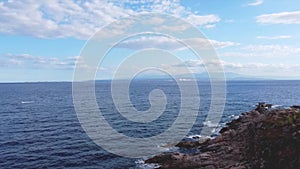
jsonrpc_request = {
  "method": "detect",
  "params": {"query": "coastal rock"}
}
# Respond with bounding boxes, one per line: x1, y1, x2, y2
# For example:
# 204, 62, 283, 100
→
146, 107, 300, 169
291, 105, 300, 109
175, 138, 210, 149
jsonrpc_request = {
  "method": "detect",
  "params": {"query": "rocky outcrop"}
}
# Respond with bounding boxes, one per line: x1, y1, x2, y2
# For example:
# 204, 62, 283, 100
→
146, 106, 300, 169
291, 105, 300, 109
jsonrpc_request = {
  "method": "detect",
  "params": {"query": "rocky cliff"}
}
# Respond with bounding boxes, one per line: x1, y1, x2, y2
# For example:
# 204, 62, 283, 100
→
146, 106, 300, 169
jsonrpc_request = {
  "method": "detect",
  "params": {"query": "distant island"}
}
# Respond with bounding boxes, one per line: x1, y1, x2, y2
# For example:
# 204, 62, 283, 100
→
130, 72, 300, 81
146, 104, 300, 169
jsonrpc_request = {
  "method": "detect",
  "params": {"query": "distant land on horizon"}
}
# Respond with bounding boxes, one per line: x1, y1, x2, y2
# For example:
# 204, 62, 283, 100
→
1, 72, 300, 83
130, 72, 300, 81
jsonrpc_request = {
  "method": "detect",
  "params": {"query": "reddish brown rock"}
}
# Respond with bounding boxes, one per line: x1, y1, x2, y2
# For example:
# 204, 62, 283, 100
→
146, 108, 300, 169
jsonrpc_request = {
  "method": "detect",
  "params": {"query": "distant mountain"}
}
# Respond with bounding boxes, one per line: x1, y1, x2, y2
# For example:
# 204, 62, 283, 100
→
107, 72, 274, 81
214, 72, 270, 81
174, 72, 271, 81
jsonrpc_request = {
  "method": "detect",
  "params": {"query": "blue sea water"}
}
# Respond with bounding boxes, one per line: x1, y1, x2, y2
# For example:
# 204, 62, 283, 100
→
1, 80, 300, 168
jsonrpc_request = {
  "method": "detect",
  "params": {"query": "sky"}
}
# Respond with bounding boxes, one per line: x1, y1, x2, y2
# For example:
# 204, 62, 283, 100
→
1, 0, 300, 82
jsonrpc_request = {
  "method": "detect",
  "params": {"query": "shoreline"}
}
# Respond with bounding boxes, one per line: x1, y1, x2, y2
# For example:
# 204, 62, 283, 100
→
146, 105, 300, 169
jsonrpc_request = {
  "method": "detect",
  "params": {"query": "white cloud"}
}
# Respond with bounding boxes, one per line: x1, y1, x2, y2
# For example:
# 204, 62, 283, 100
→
0, 0, 221, 39
177, 59, 285, 70
204, 24, 216, 29
256, 35, 292, 40
182, 59, 226, 68
117, 36, 181, 50
222, 44, 300, 58
4, 53, 76, 69
3, 53, 109, 73
0, 0, 134, 39
186, 14, 220, 27
219, 44, 300, 77
183, 38, 239, 49
175, 59, 246, 70
256, 11, 300, 24
207, 39, 240, 49
5, 52, 300, 79
8, 59, 23, 65
243, 45, 300, 54
247, 0, 264, 6
117, 36, 239, 50
173, 59, 300, 78
154, 24, 190, 32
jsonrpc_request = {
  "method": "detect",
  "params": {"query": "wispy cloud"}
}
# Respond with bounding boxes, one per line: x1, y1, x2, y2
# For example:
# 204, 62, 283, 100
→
3, 53, 109, 74
175, 59, 288, 69
117, 36, 239, 50
247, 0, 264, 6
185, 14, 220, 27
221, 44, 300, 58
204, 24, 216, 29
0, 0, 221, 39
256, 35, 292, 40
243, 45, 300, 53
8, 59, 23, 65
4, 53, 76, 69
173, 59, 300, 78
256, 11, 300, 24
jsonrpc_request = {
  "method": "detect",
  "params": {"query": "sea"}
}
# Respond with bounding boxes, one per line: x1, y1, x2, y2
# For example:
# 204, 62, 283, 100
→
1, 80, 300, 168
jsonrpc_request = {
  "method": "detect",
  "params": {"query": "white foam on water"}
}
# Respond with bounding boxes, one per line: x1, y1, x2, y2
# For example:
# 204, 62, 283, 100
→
178, 78, 192, 82
186, 134, 212, 140
186, 134, 201, 139
272, 104, 282, 108
134, 159, 160, 169
157, 144, 179, 153
228, 114, 239, 119
21, 101, 34, 104
203, 120, 219, 127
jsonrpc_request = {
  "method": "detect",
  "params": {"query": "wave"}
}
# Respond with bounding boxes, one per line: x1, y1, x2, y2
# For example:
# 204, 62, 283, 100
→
272, 104, 282, 108
203, 120, 219, 127
134, 159, 160, 169
21, 101, 34, 104
178, 78, 192, 82
228, 114, 239, 119
186, 134, 212, 140
252, 104, 283, 109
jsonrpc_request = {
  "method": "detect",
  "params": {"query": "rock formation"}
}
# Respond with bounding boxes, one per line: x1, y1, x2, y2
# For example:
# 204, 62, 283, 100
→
146, 105, 300, 169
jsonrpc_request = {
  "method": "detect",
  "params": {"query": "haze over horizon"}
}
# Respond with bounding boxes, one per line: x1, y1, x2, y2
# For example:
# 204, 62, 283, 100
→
1, 0, 300, 82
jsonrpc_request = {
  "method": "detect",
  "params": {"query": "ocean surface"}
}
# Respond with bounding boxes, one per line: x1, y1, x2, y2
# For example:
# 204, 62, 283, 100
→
1, 80, 300, 168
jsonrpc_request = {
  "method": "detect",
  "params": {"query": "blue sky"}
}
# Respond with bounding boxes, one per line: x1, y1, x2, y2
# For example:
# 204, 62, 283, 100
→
1, 0, 300, 82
